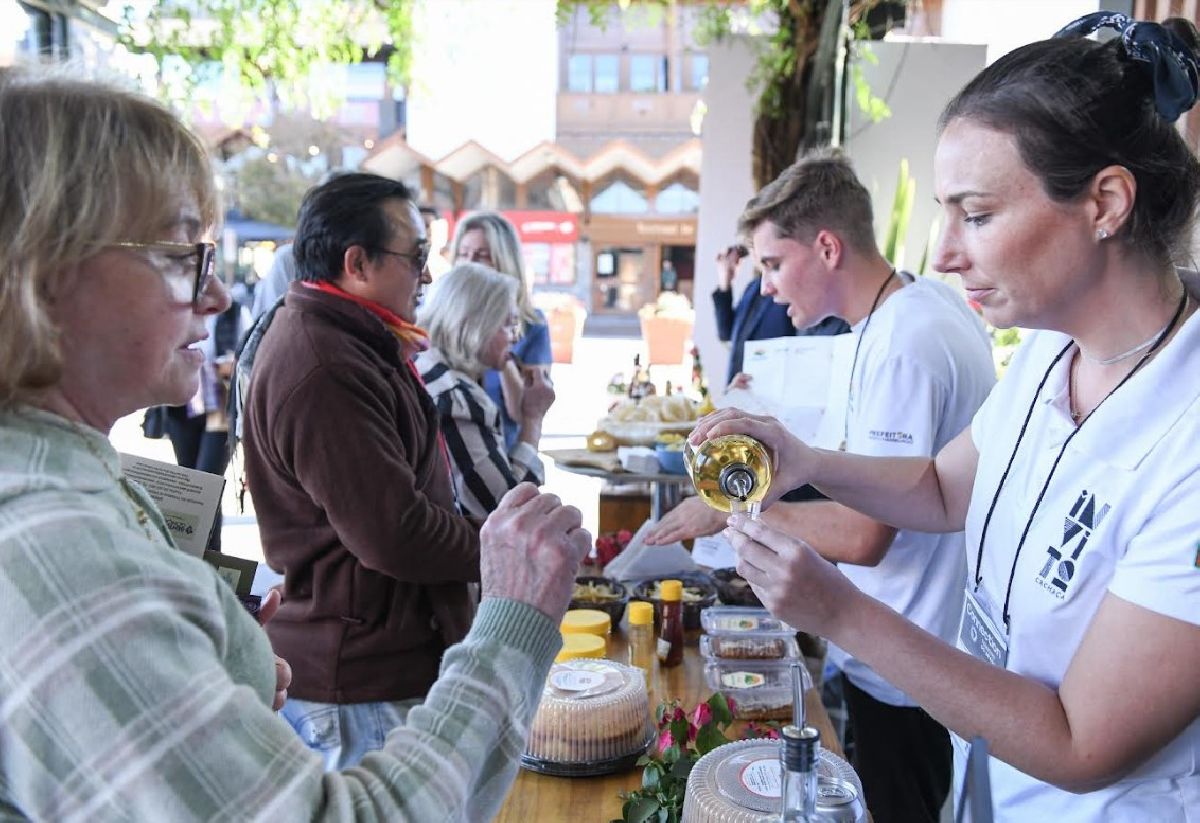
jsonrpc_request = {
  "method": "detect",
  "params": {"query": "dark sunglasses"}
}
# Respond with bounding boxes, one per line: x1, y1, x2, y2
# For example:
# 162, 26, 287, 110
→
375, 239, 431, 273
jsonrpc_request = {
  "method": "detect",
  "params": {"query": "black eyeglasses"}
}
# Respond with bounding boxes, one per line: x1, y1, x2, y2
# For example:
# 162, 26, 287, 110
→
375, 239, 431, 273
111, 241, 217, 307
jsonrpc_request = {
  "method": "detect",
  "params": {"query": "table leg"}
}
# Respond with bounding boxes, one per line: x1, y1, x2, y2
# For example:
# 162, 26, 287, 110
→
651, 482, 682, 521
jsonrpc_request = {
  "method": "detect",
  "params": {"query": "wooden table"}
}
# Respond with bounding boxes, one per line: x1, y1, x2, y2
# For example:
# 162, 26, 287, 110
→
494, 629, 842, 823
544, 449, 692, 521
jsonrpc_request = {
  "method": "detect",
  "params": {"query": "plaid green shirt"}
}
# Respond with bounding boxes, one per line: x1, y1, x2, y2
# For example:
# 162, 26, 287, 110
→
0, 407, 560, 821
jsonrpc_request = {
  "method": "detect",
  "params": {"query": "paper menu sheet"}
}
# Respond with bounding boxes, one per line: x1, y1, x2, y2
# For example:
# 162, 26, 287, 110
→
118, 453, 225, 558
721, 334, 854, 449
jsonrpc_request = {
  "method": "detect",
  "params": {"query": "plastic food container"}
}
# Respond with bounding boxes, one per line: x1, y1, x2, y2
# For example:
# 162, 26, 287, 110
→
561, 608, 612, 637
702, 659, 795, 720
699, 634, 800, 661
555, 633, 607, 663
700, 607, 796, 636
682, 738, 866, 822
522, 660, 653, 777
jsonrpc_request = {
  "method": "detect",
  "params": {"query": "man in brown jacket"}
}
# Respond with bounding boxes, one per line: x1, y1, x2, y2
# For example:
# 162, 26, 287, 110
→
243, 173, 480, 770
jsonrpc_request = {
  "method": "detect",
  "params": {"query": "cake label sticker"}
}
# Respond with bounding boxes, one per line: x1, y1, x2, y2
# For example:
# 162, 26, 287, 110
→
550, 670, 607, 692
739, 757, 782, 798
721, 671, 766, 689
712, 616, 761, 633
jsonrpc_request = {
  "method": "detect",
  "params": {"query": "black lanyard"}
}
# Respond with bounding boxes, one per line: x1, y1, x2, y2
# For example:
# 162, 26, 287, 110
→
974, 291, 1188, 629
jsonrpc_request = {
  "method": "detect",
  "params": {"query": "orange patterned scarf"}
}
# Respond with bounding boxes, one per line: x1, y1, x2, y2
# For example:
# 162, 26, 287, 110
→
301, 280, 430, 358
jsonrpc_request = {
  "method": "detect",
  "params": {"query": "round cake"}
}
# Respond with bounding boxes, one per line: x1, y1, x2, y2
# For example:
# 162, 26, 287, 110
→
523, 659, 652, 768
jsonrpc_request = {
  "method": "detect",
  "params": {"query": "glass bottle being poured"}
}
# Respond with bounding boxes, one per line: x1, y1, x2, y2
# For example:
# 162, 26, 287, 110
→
684, 434, 772, 519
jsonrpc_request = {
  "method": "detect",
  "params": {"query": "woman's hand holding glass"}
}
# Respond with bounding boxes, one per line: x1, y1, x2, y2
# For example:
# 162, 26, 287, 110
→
688, 407, 820, 508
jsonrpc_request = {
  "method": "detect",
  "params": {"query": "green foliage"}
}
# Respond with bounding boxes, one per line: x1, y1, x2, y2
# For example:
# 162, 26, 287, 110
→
233, 155, 313, 227
882, 158, 916, 268
117, 0, 414, 110
917, 215, 940, 276
613, 693, 736, 823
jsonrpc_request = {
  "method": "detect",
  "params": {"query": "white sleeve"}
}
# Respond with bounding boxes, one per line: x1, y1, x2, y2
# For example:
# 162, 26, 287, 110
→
1107, 463, 1200, 627
850, 354, 948, 459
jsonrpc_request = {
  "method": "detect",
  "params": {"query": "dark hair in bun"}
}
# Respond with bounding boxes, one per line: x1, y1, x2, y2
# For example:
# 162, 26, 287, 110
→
940, 16, 1200, 267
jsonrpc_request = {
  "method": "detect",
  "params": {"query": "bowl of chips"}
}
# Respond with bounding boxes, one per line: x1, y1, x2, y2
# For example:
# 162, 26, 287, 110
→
630, 572, 718, 632
599, 396, 699, 446
570, 576, 629, 626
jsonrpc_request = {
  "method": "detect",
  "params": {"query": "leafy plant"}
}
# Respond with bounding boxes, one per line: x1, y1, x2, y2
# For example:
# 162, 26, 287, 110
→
881, 158, 916, 268
614, 693, 737, 823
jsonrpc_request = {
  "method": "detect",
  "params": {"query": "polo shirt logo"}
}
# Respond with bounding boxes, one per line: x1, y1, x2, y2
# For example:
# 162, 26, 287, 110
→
1036, 489, 1110, 599
868, 429, 914, 445
1194, 543, 1200, 570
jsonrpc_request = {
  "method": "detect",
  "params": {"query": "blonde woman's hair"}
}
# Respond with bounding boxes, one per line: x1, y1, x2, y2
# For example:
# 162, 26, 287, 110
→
0, 68, 217, 406
419, 263, 517, 379
450, 211, 538, 328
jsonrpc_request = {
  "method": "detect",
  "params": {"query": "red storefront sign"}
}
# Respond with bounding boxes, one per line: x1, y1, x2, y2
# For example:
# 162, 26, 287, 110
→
447, 211, 579, 245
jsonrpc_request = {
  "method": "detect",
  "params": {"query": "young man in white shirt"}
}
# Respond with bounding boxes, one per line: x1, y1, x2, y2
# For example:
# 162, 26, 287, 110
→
647, 151, 996, 822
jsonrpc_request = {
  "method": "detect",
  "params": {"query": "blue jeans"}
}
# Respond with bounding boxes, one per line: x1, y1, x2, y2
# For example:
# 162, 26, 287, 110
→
280, 697, 422, 771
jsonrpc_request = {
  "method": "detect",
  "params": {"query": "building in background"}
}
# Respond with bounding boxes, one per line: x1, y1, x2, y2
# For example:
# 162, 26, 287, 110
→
365, 1, 708, 320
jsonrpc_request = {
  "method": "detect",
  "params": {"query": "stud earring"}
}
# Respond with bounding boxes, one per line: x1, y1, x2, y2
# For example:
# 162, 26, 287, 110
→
1096, 228, 1110, 240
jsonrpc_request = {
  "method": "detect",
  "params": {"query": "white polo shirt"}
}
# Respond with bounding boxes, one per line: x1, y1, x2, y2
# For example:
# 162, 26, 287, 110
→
826, 275, 996, 706
961, 281, 1200, 819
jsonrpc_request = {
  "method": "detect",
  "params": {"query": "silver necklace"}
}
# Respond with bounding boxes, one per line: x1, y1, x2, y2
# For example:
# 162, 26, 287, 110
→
1081, 296, 1186, 366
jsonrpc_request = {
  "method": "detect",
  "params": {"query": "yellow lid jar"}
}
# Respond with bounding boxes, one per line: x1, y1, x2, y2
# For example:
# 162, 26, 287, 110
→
561, 608, 612, 637
555, 633, 607, 663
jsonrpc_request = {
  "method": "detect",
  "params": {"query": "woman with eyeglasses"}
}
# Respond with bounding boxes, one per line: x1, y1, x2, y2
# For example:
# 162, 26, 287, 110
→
0, 70, 595, 820
451, 211, 555, 451
416, 263, 554, 519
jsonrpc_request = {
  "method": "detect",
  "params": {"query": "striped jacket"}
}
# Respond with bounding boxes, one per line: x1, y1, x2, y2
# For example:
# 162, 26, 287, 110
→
0, 406, 560, 821
417, 349, 545, 519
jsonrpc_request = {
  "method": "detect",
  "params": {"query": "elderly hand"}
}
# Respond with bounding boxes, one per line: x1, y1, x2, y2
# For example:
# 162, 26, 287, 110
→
520, 368, 556, 421
689, 408, 817, 507
479, 483, 591, 621
254, 588, 293, 710
724, 514, 858, 638
643, 497, 727, 545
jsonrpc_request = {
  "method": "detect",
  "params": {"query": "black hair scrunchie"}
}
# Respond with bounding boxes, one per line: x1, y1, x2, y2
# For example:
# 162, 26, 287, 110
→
1055, 11, 1200, 121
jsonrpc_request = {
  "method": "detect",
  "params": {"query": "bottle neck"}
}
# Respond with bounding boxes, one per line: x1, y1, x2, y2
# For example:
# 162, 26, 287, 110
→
781, 766, 819, 821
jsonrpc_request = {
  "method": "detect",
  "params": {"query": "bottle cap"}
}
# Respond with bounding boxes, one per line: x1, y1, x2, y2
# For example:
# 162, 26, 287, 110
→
628, 601, 654, 625
555, 633, 607, 662
659, 579, 683, 601
561, 609, 612, 637
781, 724, 820, 772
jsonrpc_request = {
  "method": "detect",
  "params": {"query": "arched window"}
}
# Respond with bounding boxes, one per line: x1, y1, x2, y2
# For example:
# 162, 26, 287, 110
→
462, 166, 518, 210
655, 181, 700, 214
590, 178, 649, 214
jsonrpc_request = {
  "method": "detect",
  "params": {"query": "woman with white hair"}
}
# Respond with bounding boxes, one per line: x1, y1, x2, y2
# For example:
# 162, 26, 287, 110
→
0, 68, 591, 820
417, 263, 555, 518
451, 211, 554, 451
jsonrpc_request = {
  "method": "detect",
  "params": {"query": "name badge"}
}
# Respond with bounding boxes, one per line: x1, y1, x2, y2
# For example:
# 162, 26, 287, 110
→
958, 586, 1009, 668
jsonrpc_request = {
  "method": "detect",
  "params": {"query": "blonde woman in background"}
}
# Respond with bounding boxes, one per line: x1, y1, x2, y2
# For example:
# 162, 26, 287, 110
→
416, 263, 554, 518
451, 211, 554, 450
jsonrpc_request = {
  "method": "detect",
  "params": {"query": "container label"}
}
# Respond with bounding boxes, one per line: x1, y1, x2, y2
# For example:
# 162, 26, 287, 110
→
550, 670, 606, 692
656, 637, 672, 661
739, 757, 782, 798
721, 671, 766, 689
712, 616, 760, 633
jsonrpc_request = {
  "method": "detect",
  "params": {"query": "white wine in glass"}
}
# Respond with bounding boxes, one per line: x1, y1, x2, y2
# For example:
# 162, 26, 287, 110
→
684, 434, 772, 519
